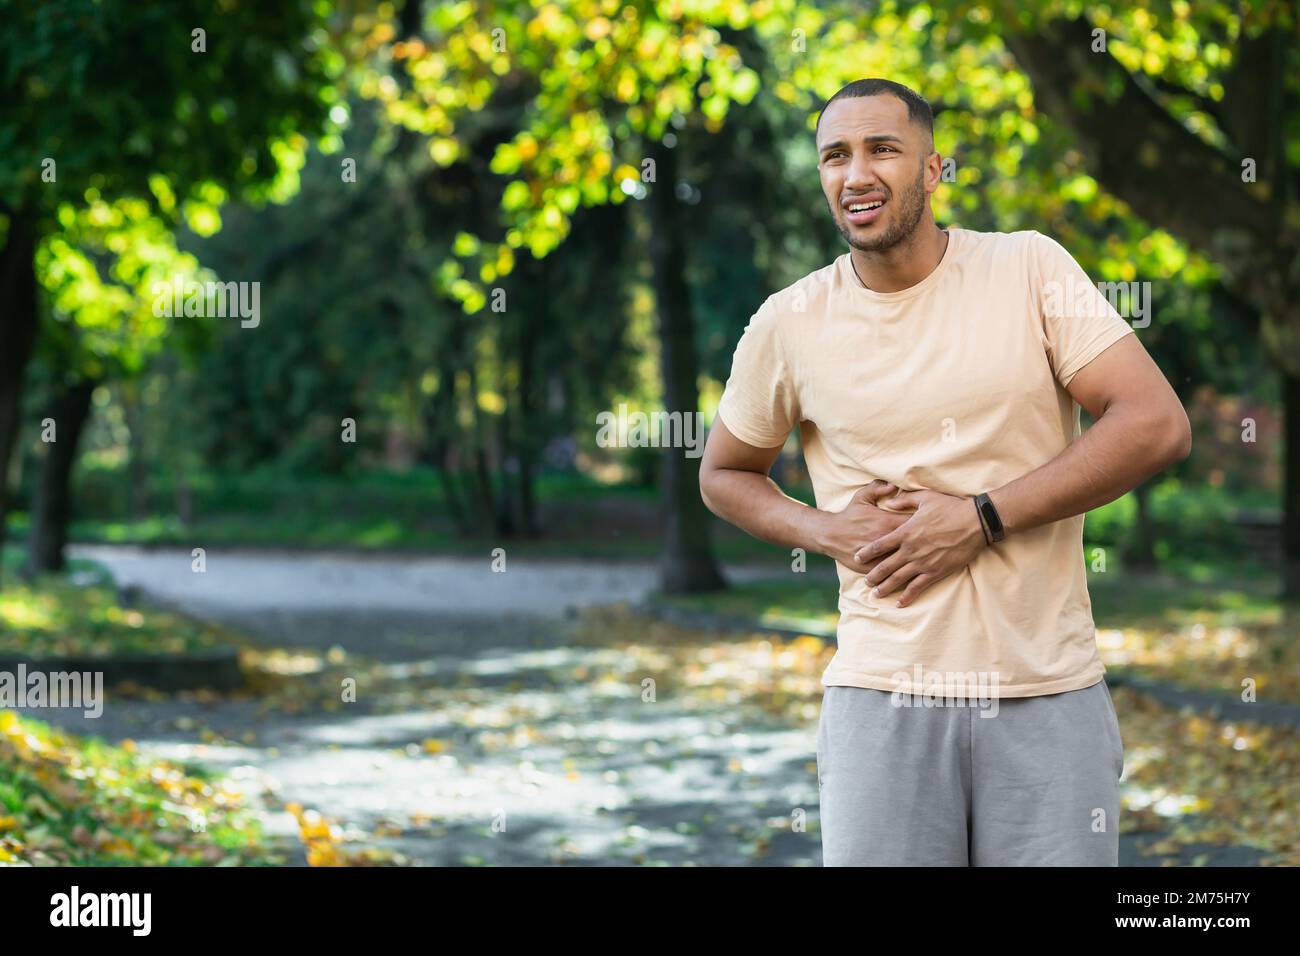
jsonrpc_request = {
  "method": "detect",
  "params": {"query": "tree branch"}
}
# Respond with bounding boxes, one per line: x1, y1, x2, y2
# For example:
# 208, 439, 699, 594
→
999, 13, 1280, 279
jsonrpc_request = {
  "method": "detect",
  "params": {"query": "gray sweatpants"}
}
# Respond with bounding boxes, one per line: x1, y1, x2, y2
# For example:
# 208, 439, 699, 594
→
816, 678, 1124, 866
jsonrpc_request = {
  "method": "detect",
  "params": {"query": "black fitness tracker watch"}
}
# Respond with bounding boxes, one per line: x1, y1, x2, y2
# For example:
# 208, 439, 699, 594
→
974, 492, 1005, 543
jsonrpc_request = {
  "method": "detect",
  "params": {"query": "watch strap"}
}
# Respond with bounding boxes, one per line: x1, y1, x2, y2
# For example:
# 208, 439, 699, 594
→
974, 492, 1005, 543
972, 496, 991, 545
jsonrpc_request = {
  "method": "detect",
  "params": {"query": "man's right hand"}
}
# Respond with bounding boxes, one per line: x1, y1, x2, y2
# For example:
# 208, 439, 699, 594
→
818, 479, 913, 573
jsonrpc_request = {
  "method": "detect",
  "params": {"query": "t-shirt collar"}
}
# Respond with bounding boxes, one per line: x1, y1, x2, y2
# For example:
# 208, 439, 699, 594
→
843, 227, 960, 303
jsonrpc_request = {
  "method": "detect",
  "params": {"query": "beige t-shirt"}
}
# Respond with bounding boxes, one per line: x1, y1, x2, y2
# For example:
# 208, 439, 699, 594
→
716, 227, 1136, 697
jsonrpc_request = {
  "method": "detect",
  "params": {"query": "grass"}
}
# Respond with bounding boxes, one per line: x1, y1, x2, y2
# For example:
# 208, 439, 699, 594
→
7, 467, 795, 564
0, 710, 275, 865
0, 545, 237, 659
652, 563, 842, 633
0, 552, 395, 867
0, 551, 272, 863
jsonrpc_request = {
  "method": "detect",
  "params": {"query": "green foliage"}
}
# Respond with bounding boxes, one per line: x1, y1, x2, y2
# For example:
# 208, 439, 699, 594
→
2, 0, 342, 416
0, 0, 337, 217
1084, 478, 1253, 563
157, 91, 642, 490
365, 0, 778, 308
34, 197, 214, 380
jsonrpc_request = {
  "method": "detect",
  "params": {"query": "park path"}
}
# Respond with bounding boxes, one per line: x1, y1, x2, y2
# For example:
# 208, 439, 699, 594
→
69, 544, 775, 619
31, 545, 1275, 866
59, 545, 817, 865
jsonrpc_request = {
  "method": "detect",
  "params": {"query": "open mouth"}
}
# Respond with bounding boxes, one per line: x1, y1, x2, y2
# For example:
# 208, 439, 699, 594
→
844, 198, 886, 225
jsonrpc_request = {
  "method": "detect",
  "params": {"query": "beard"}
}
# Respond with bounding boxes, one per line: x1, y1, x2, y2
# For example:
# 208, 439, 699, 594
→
832, 160, 928, 254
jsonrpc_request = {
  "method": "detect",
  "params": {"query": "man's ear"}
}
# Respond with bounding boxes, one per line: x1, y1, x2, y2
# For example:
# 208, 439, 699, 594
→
925, 150, 943, 192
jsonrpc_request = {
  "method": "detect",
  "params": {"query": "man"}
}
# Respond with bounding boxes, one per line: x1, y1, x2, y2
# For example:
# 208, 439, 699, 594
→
698, 78, 1191, 866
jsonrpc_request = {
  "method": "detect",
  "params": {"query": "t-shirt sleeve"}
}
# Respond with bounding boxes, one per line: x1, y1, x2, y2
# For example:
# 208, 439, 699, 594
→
1030, 231, 1136, 388
715, 297, 800, 448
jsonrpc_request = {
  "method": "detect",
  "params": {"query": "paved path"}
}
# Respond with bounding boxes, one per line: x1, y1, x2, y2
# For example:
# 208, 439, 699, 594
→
70, 543, 775, 618
54, 546, 817, 865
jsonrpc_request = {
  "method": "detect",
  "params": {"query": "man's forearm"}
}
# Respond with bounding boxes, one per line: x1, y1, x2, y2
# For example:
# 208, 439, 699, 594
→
987, 403, 1190, 537
701, 469, 829, 555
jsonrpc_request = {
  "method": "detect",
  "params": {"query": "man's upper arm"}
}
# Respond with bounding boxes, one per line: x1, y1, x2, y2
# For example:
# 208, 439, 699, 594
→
1065, 334, 1171, 419
701, 411, 785, 478
713, 297, 800, 449
1065, 336, 1190, 463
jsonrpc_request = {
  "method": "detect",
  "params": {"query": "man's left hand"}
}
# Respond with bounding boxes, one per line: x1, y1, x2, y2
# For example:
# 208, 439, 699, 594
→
853, 489, 989, 607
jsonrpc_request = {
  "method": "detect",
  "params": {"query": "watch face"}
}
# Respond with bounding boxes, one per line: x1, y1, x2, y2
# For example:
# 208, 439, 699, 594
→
979, 500, 1002, 536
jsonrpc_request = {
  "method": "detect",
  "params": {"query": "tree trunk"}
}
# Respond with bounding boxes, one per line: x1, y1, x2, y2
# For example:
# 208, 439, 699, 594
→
24, 378, 98, 578
646, 136, 725, 594
514, 275, 539, 537
1284, 369, 1300, 600
1126, 481, 1158, 569
175, 474, 194, 528
463, 359, 500, 537
492, 403, 517, 537
518, 451, 537, 537
420, 347, 472, 535
0, 211, 42, 590
123, 382, 151, 519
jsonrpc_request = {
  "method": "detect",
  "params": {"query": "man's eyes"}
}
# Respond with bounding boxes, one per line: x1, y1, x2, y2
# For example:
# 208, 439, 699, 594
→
826, 146, 896, 159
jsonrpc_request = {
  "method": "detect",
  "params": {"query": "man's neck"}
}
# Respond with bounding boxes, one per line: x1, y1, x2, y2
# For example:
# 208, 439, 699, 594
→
850, 222, 950, 294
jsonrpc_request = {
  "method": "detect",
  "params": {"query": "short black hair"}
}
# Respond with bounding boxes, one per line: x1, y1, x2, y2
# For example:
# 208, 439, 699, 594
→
814, 78, 934, 150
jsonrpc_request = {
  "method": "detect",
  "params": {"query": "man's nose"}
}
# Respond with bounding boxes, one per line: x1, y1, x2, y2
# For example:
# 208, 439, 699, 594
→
844, 154, 877, 191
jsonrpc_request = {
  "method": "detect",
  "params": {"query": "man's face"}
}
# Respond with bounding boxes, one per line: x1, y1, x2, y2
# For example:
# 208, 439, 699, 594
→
816, 94, 939, 254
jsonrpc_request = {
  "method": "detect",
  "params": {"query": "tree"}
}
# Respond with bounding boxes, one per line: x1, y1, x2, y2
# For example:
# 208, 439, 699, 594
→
22, 197, 213, 576
0, 0, 339, 586
359, 0, 815, 591
990, 2, 1300, 592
